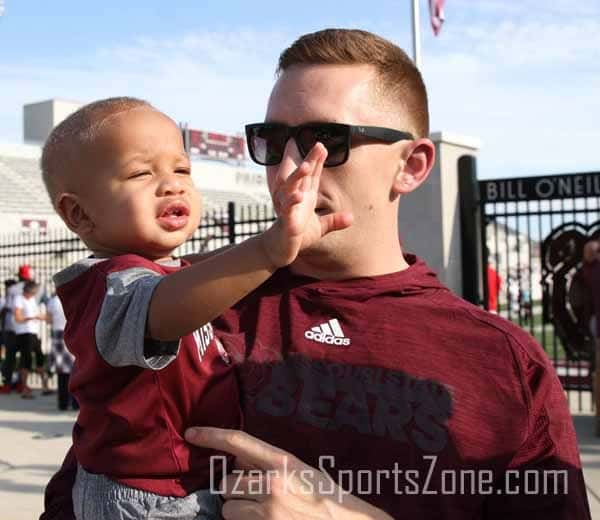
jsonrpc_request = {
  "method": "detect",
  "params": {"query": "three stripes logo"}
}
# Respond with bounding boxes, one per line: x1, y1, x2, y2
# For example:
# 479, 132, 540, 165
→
304, 318, 351, 346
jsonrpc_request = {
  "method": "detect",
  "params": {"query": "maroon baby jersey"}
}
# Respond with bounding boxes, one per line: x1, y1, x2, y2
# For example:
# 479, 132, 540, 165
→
54, 254, 240, 496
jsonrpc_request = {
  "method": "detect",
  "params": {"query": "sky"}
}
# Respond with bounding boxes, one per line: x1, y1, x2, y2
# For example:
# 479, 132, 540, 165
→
0, 0, 599, 180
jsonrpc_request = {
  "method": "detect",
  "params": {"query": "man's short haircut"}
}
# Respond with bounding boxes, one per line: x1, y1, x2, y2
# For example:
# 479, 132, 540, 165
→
41, 97, 153, 207
277, 29, 429, 138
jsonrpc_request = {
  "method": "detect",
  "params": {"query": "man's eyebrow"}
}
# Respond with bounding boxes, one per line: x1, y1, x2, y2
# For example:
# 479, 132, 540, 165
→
262, 119, 344, 125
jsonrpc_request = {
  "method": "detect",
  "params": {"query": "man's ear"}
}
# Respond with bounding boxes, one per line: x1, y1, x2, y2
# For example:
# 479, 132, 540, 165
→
56, 193, 95, 236
392, 138, 436, 195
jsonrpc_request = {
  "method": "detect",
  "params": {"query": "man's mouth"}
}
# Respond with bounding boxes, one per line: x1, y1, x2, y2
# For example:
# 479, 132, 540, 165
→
315, 207, 332, 216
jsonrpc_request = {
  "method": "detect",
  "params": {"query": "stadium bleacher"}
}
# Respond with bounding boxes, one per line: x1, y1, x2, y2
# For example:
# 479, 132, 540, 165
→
0, 156, 54, 214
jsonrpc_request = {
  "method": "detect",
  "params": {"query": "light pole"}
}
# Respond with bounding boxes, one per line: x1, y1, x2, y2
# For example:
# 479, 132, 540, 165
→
411, 0, 422, 70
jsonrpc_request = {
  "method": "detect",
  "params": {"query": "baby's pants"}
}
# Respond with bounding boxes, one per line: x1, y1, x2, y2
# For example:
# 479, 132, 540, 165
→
73, 464, 222, 519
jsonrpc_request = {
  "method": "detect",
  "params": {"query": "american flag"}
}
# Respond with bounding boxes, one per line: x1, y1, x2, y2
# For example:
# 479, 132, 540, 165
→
429, 0, 445, 36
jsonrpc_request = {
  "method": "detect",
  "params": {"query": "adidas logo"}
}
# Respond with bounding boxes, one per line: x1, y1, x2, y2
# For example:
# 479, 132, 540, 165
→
304, 318, 351, 346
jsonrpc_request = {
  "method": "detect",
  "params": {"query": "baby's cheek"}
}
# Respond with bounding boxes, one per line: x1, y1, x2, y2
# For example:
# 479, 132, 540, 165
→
191, 194, 203, 223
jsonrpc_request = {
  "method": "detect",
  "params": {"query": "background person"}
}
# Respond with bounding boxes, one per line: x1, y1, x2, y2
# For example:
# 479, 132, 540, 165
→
46, 292, 77, 410
508, 276, 520, 315
583, 239, 600, 435
486, 263, 502, 313
519, 286, 532, 323
1, 265, 34, 393
0, 279, 16, 375
13, 280, 47, 398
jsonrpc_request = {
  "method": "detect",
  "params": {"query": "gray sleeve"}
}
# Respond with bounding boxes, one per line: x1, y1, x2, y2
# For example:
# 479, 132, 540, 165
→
95, 267, 181, 370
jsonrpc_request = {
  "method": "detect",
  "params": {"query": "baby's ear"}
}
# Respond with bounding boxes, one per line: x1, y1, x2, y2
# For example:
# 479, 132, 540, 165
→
56, 193, 95, 236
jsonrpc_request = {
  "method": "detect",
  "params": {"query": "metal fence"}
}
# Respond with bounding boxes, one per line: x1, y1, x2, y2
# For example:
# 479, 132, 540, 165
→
478, 172, 600, 412
0, 202, 276, 356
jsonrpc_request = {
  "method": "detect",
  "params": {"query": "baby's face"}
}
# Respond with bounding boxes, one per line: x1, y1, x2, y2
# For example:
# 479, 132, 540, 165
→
77, 108, 201, 260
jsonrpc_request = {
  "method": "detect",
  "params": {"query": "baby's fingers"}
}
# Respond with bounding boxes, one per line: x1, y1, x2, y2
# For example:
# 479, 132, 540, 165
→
283, 143, 327, 190
277, 190, 304, 213
319, 211, 354, 237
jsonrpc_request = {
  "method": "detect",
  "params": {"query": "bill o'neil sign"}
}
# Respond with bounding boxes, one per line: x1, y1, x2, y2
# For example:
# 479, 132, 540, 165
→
480, 172, 600, 203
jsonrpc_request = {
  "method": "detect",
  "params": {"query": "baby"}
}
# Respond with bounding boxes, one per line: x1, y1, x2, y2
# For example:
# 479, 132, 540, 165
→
41, 97, 348, 519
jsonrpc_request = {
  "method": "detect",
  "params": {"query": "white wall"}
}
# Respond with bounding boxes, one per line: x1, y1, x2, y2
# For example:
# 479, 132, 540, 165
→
0, 213, 66, 236
23, 99, 82, 144
398, 132, 480, 296
191, 159, 269, 195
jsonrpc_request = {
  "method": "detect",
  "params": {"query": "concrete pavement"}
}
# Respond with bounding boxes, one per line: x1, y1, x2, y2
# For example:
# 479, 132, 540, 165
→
1, 387, 600, 519
574, 413, 600, 518
0, 387, 75, 520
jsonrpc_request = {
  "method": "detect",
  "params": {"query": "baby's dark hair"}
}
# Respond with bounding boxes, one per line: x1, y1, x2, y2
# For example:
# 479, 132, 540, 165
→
41, 97, 153, 207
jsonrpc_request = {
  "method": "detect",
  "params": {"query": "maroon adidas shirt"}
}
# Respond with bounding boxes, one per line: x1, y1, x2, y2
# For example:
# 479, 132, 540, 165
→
42, 255, 590, 519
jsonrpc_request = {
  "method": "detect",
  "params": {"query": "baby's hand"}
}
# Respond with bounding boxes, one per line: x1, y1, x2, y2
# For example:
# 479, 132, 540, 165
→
261, 143, 353, 268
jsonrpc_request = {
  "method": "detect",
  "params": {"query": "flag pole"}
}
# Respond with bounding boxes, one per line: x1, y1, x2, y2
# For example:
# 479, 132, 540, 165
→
411, 0, 422, 69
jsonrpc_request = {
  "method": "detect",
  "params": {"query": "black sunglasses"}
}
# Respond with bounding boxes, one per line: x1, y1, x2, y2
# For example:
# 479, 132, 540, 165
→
245, 122, 414, 167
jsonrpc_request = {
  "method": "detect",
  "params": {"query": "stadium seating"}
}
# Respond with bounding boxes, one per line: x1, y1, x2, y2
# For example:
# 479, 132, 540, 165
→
0, 156, 55, 214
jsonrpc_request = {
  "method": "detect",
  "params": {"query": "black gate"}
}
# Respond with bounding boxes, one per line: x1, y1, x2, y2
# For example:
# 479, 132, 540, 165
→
475, 170, 600, 411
